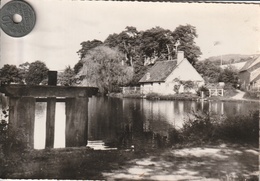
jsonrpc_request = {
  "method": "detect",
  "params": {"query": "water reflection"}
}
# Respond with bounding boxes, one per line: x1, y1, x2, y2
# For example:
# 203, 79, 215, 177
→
34, 102, 65, 149
2, 96, 258, 150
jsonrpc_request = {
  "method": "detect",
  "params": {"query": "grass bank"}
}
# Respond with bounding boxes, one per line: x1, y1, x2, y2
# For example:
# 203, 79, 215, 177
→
145, 92, 199, 101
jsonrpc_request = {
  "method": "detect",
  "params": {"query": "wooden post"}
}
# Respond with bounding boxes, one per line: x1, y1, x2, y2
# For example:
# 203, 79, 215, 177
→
8, 97, 35, 148
45, 98, 56, 148
65, 97, 88, 147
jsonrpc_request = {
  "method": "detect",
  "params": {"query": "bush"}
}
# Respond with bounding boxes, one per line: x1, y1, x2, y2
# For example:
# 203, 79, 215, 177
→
170, 110, 259, 146
180, 111, 220, 144
217, 111, 259, 144
146, 93, 160, 100
197, 86, 209, 97
0, 108, 28, 156
223, 83, 238, 97
243, 91, 259, 99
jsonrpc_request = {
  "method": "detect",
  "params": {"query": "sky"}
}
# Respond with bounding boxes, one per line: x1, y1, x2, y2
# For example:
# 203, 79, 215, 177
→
1, 0, 260, 70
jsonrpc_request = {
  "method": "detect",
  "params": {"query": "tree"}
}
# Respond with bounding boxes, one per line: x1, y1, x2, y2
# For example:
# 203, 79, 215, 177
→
77, 25, 202, 87
140, 27, 172, 60
219, 66, 238, 87
73, 61, 83, 74
104, 26, 141, 67
77, 39, 103, 59
194, 60, 221, 83
0, 64, 23, 84
78, 46, 134, 94
58, 66, 76, 86
25, 61, 49, 85
18, 62, 30, 83
172, 24, 202, 65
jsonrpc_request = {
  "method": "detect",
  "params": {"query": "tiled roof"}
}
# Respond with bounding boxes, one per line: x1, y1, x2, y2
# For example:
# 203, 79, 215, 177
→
139, 60, 178, 83
251, 74, 260, 82
239, 56, 260, 72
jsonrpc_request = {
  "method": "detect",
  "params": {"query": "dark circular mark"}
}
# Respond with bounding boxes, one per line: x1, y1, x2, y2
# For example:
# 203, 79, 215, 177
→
0, 0, 36, 37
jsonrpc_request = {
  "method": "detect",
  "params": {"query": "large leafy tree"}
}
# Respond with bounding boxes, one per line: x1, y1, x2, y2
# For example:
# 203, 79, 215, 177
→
172, 24, 202, 65
0, 64, 23, 84
104, 26, 141, 67
140, 27, 172, 60
25, 61, 49, 85
78, 46, 133, 94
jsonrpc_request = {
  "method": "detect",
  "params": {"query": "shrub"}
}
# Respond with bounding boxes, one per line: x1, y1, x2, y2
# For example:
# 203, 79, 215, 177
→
146, 93, 160, 100
217, 111, 259, 144
243, 91, 259, 99
0, 108, 28, 156
197, 86, 209, 97
180, 111, 220, 144
170, 110, 259, 146
223, 83, 238, 97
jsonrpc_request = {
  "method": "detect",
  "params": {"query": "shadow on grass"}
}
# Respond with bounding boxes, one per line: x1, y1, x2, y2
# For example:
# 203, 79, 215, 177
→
1, 148, 135, 179
1, 145, 258, 180
103, 145, 259, 180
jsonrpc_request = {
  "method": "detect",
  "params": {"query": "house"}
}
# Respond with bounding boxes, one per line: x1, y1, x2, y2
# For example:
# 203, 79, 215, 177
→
238, 55, 260, 90
139, 51, 205, 95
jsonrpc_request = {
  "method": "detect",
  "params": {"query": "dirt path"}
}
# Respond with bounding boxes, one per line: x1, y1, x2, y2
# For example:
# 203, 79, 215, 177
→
231, 90, 246, 100
103, 145, 259, 180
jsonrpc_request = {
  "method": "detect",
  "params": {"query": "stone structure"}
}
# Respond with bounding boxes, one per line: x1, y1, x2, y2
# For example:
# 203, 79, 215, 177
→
0, 72, 98, 149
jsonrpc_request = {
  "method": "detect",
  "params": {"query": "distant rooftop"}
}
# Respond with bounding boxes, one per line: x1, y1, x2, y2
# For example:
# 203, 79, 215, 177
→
239, 55, 260, 72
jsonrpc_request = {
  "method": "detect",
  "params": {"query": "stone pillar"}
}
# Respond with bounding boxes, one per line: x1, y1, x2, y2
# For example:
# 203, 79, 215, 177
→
45, 97, 56, 148
65, 97, 88, 147
8, 97, 35, 148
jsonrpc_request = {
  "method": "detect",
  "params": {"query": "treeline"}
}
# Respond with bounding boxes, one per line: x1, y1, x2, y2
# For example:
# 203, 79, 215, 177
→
194, 60, 238, 87
0, 25, 239, 93
0, 61, 49, 85
74, 25, 202, 93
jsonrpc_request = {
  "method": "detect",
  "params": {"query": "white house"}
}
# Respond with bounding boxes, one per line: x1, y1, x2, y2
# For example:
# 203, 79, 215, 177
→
139, 51, 205, 95
238, 55, 260, 90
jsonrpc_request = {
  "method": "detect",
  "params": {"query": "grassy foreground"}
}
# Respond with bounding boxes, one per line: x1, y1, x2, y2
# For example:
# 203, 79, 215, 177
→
0, 144, 258, 180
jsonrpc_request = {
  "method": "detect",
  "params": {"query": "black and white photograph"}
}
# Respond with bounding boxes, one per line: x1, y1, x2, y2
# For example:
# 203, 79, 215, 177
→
0, 0, 259, 180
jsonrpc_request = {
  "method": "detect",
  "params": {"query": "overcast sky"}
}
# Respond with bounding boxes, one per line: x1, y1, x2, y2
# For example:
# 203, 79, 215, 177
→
1, 0, 260, 70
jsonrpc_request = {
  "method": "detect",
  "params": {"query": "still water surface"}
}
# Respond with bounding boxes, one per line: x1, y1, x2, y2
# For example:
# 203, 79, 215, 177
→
34, 97, 258, 150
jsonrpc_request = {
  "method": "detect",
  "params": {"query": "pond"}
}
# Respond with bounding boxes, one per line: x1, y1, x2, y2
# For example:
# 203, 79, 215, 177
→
32, 97, 258, 150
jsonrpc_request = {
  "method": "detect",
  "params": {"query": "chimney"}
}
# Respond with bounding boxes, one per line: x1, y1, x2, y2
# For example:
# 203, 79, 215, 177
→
177, 51, 184, 64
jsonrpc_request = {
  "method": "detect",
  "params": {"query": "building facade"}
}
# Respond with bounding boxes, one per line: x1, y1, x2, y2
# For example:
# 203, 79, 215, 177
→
238, 56, 260, 90
139, 51, 205, 95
